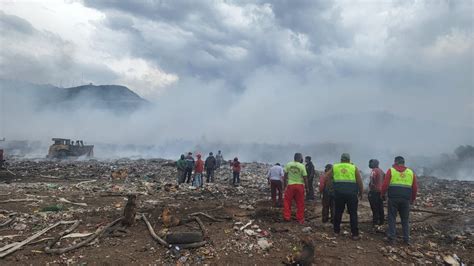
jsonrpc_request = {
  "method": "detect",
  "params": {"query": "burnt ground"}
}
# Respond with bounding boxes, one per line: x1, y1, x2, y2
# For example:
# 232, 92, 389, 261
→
0, 159, 472, 265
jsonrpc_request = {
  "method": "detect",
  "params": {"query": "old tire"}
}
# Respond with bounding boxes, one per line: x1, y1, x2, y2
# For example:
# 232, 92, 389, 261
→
165, 232, 203, 244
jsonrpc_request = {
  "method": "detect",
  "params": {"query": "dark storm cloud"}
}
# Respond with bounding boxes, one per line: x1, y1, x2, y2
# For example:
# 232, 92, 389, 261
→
82, 0, 473, 99
83, 0, 353, 92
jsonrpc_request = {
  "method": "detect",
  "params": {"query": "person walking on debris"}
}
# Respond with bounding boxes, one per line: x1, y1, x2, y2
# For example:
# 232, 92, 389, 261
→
193, 154, 204, 187
216, 150, 224, 168
267, 163, 284, 207
368, 159, 385, 226
283, 153, 308, 224
325, 153, 363, 240
205, 152, 217, 183
230, 157, 241, 186
381, 156, 418, 245
320, 164, 335, 223
305, 156, 316, 201
176, 154, 187, 184
184, 152, 195, 184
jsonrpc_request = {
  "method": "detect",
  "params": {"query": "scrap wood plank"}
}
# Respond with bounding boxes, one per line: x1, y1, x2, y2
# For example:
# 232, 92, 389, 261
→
0, 220, 78, 258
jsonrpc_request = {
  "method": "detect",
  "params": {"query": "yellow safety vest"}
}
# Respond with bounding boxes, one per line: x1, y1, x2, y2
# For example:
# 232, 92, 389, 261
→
333, 163, 356, 183
389, 168, 414, 188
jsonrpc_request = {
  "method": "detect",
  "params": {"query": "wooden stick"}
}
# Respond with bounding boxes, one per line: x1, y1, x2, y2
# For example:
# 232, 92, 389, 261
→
141, 214, 169, 247
29, 233, 92, 246
74, 180, 96, 188
28, 237, 54, 245
0, 217, 14, 227
0, 210, 16, 215
0, 235, 19, 241
189, 212, 223, 222
0, 243, 18, 253
192, 216, 207, 238
203, 204, 224, 213
44, 217, 123, 254
5, 169, 16, 176
0, 220, 78, 258
0, 199, 39, 204
58, 198, 87, 207
40, 175, 60, 179
47, 220, 81, 247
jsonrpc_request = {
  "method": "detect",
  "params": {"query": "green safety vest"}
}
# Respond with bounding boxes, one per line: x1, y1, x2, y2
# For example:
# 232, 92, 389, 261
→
389, 168, 414, 188
333, 163, 356, 183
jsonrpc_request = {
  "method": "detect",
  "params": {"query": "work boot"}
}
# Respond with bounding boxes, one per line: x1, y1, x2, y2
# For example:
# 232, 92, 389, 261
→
402, 240, 411, 246
385, 238, 395, 246
351, 235, 361, 241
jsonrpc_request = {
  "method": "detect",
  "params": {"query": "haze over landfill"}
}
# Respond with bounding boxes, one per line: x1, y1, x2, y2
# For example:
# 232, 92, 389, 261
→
0, 0, 473, 176
0, 1, 474, 265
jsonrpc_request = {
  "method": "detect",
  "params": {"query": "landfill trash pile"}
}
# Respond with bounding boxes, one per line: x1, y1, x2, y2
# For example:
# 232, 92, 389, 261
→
0, 158, 472, 265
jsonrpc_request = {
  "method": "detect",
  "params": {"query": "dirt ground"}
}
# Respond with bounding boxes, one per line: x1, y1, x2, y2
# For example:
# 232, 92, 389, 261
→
0, 159, 472, 265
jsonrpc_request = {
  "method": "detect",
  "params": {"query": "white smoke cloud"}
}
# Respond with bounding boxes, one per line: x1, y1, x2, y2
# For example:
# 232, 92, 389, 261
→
0, 1, 473, 177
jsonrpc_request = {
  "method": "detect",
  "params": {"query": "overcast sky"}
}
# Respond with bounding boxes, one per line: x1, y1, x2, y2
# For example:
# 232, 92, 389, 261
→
0, 0, 473, 155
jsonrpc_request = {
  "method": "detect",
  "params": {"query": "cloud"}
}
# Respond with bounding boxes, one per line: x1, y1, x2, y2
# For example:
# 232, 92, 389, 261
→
0, 0, 473, 160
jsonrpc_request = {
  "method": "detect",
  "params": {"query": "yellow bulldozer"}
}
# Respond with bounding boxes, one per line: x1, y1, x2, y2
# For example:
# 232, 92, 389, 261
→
47, 138, 94, 159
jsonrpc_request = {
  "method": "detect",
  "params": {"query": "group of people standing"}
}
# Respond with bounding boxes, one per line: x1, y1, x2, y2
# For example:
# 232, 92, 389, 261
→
268, 152, 418, 245
176, 151, 243, 187
176, 150, 418, 245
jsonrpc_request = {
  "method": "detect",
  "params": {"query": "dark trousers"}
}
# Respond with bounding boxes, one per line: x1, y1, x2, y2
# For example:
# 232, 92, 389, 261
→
232, 172, 240, 185
270, 180, 283, 207
177, 169, 186, 184
333, 193, 359, 236
306, 176, 315, 200
368, 191, 385, 225
322, 191, 335, 223
184, 168, 193, 183
387, 198, 410, 242
206, 168, 215, 183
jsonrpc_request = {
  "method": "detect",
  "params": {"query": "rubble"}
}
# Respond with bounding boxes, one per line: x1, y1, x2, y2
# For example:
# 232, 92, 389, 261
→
257, 238, 272, 250
0, 158, 472, 264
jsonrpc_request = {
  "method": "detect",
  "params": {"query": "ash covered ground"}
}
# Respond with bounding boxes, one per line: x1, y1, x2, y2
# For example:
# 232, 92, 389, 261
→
0, 158, 472, 265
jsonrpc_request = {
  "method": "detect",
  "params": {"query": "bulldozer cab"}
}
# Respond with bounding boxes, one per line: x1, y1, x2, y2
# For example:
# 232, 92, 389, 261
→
53, 138, 70, 145
47, 138, 94, 159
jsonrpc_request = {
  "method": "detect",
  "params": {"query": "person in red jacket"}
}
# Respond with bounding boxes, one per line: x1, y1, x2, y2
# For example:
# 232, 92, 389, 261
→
319, 164, 335, 223
381, 156, 418, 245
368, 159, 385, 226
193, 154, 204, 187
230, 157, 241, 186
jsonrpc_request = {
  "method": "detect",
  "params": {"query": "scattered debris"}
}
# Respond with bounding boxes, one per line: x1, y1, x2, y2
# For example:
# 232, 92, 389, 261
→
0, 158, 471, 264
257, 238, 272, 250
58, 197, 87, 207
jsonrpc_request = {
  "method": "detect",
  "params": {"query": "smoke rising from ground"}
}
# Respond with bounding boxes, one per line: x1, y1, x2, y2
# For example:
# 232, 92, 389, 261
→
0, 1, 473, 179
1, 82, 473, 180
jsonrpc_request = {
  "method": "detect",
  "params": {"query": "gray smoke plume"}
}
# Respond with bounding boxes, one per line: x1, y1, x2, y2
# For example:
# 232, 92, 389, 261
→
0, 1, 473, 179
